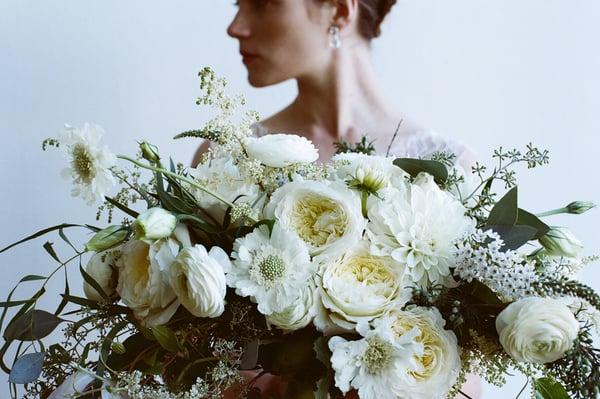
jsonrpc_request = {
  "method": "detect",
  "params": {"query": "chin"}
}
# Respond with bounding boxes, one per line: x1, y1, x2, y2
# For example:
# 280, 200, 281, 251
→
246, 68, 291, 88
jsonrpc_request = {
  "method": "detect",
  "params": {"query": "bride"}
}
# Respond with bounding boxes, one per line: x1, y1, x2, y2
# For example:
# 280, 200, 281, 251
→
196, 0, 481, 397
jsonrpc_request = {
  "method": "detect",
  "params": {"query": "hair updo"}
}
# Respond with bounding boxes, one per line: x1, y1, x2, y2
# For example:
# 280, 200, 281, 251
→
357, 0, 397, 39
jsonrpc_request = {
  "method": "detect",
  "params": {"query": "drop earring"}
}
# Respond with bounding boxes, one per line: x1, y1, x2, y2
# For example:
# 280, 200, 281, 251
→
328, 25, 341, 49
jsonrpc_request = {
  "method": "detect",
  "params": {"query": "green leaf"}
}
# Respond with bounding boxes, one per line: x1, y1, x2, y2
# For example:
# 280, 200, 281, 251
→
97, 320, 129, 377
104, 196, 140, 218
487, 224, 538, 250
8, 352, 45, 384
42, 242, 61, 263
151, 325, 183, 353
393, 158, 448, 185
0, 223, 93, 253
79, 264, 110, 302
533, 377, 569, 399
84, 225, 128, 252
487, 187, 518, 226
3, 310, 64, 341
517, 208, 550, 239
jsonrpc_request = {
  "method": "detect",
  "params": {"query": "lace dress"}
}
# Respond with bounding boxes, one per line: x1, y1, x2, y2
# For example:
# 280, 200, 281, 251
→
249, 122, 476, 169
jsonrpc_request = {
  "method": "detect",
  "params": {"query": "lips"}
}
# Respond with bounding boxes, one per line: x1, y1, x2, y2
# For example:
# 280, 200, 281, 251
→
240, 50, 259, 65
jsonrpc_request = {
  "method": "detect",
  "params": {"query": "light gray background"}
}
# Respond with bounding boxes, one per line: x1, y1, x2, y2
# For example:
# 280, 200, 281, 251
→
1, 1, 599, 397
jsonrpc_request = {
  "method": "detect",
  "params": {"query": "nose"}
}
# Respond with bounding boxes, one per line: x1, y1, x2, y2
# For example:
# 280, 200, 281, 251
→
227, 11, 251, 39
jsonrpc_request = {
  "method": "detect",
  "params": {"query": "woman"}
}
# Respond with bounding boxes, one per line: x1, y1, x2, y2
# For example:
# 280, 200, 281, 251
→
201, 0, 481, 397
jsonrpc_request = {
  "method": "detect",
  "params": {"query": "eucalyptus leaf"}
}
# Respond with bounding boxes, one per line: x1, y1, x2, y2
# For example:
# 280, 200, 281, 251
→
393, 158, 448, 185
517, 208, 550, 239
8, 352, 45, 384
487, 224, 538, 251
151, 325, 183, 353
0, 223, 91, 253
487, 187, 518, 226
104, 196, 140, 218
3, 309, 64, 341
84, 225, 128, 252
533, 377, 569, 399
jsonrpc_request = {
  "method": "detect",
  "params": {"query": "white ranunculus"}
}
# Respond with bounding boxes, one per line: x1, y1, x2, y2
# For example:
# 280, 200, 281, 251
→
58, 123, 117, 205
117, 224, 191, 327
83, 248, 120, 302
328, 315, 424, 399
169, 245, 231, 318
266, 280, 317, 332
366, 173, 476, 288
388, 306, 461, 398
264, 180, 366, 262
132, 207, 177, 244
496, 297, 580, 364
190, 151, 261, 221
538, 227, 584, 258
244, 133, 319, 168
318, 242, 410, 331
229, 224, 316, 315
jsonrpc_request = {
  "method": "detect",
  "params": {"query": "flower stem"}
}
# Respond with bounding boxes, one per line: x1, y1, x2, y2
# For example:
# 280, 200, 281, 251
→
118, 155, 233, 208
536, 207, 568, 218
361, 191, 369, 218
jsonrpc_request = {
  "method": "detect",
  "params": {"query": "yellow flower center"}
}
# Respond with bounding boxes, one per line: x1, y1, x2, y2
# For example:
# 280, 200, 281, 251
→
290, 194, 347, 248
71, 143, 96, 183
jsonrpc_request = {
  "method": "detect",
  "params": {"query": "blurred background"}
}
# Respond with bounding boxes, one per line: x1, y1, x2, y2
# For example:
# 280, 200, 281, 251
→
1, 0, 599, 397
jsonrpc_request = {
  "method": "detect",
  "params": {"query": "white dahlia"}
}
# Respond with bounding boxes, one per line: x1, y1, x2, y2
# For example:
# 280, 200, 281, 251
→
264, 180, 366, 262
389, 306, 461, 398
318, 241, 410, 331
58, 123, 117, 205
229, 224, 316, 315
366, 173, 475, 288
328, 315, 424, 399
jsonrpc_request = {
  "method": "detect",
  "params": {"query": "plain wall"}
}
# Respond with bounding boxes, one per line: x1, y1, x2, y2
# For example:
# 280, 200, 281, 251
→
1, 1, 599, 397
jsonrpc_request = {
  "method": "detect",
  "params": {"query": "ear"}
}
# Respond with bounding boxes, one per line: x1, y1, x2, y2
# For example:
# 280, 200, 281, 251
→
329, 0, 359, 29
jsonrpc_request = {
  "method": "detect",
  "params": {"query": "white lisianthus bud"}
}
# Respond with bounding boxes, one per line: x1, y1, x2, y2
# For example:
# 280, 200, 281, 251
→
538, 227, 583, 258
566, 201, 596, 215
132, 207, 177, 244
496, 297, 579, 364
83, 249, 119, 302
244, 133, 319, 168
169, 245, 231, 318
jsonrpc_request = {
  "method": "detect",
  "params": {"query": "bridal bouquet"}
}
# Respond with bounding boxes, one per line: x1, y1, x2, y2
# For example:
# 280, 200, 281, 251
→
2, 68, 599, 399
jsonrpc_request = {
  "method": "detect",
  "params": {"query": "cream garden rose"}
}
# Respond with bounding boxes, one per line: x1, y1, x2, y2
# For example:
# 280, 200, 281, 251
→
244, 133, 318, 168
496, 297, 580, 364
318, 242, 409, 330
264, 180, 366, 262
169, 245, 231, 318
117, 224, 191, 327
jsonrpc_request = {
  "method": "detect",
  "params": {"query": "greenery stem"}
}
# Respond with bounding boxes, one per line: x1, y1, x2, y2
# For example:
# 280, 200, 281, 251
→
536, 207, 568, 217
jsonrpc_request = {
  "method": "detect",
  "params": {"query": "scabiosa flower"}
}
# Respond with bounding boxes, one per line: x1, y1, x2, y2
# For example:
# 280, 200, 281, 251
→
366, 173, 476, 288
454, 229, 537, 300
58, 123, 117, 205
328, 315, 424, 399
228, 224, 316, 315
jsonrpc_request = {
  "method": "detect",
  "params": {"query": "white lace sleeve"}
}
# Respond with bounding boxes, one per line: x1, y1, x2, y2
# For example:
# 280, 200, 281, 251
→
388, 128, 477, 171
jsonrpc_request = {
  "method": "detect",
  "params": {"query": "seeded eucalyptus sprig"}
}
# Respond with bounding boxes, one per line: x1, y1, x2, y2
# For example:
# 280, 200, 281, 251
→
333, 135, 376, 155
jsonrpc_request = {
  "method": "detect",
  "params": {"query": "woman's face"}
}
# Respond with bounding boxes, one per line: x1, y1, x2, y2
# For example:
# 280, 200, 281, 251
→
227, 0, 334, 87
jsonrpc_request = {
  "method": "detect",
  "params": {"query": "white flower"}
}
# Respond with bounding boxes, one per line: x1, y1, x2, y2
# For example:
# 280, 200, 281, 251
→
83, 248, 119, 302
58, 123, 117, 205
538, 227, 584, 258
117, 224, 191, 327
169, 245, 231, 318
264, 180, 366, 262
244, 133, 319, 167
366, 173, 475, 288
496, 297, 580, 364
328, 315, 424, 399
332, 152, 407, 195
388, 306, 461, 399
190, 151, 260, 221
48, 370, 95, 399
132, 207, 177, 244
266, 280, 318, 332
229, 224, 316, 315
318, 241, 410, 330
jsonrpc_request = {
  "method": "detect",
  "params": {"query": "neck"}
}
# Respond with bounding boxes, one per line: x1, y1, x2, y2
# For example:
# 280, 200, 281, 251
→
291, 41, 396, 141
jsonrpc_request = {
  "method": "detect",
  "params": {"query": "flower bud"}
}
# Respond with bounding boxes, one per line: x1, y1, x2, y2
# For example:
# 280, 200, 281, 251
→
132, 207, 177, 244
85, 225, 128, 252
139, 141, 160, 163
83, 249, 119, 302
539, 226, 584, 258
566, 201, 596, 215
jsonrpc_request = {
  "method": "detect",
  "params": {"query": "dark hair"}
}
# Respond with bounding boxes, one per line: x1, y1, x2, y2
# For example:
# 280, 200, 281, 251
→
357, 0, 397, 39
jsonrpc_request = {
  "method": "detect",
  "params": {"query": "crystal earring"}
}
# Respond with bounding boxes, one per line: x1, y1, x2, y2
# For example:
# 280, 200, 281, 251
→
328, 25, 341, 49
